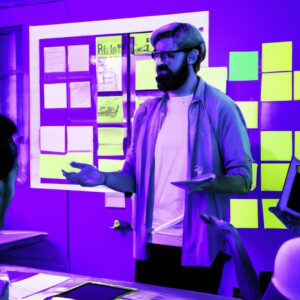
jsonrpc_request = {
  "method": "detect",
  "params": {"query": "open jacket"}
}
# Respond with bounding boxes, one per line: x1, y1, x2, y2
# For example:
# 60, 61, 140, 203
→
123, 77, 252, 266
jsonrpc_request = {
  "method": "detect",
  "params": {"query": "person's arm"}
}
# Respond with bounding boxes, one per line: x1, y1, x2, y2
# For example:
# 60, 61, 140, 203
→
62, 162, 136, 193
203, 173, 251, 194
201, 214, 261, 300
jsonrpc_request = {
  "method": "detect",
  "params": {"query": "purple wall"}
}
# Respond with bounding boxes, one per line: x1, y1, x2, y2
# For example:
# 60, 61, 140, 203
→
0, 0, 298, 281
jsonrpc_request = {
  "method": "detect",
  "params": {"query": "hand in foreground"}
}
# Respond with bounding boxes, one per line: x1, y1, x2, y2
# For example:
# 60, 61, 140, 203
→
62, 162, 106, 187
200, 213, 233, 234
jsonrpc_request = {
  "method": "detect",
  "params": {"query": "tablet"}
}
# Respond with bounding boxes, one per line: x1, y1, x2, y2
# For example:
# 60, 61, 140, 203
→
45, 281, 137, 300
171, 173, 216, 191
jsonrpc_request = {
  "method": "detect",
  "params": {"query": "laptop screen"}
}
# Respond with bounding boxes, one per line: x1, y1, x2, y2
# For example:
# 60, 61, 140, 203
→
287, 170, 300, 214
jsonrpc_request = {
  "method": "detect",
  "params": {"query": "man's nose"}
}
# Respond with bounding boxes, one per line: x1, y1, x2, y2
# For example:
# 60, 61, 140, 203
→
154, 56, 164, 65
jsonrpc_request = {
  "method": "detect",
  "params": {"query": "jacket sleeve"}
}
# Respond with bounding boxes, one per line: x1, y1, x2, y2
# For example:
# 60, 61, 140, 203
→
216, 98, 253, 192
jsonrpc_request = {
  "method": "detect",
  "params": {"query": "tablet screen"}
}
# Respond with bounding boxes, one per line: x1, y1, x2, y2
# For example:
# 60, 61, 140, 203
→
45, 282, 136, 300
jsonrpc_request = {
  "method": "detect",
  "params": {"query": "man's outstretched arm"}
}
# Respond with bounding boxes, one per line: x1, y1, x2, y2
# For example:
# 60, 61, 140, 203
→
62, 162, 136, 194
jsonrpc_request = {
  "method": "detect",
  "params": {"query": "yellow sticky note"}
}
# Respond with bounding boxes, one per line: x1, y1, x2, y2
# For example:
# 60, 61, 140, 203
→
230, 199, 258, 228
198, 67, 227, 93
262, 199, 286, 229
294, 71, 300, 100
262, 42, 292, 72
251, 163, 258, 191
64, 152, 93, 172
295, 132, 300, 160
98, 159, 124, 172
261, 131, 292, 161
261, 163, 289, 191
261, 72, 292, 101
135, 59, 157, 90
98, 127, 124, 156
96, 36, 122, 58
236, 101, 258, 129
40, 154, 65, 179
131, 32, 153, 54
97, 96, 124, 123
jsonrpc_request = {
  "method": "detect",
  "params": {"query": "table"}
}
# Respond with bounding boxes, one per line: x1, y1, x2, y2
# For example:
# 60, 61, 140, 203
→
0, 230, 48, 252
0, 264, 240, 300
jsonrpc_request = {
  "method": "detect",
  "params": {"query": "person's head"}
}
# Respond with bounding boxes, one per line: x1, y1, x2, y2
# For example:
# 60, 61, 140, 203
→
0, 114, 18, 180
150, 22, 206, 92
0, 114, 17, 141
264, 237, 300, 300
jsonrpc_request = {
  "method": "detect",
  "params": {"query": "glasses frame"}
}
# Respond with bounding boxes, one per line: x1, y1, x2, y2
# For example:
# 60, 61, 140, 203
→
151, 46, 196, 62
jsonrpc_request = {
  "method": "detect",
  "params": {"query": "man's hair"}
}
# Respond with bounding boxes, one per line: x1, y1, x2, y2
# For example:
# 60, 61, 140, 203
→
150, 22, 206, 73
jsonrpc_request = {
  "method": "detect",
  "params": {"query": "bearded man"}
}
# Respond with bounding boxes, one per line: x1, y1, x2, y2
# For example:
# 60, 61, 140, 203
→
63, 22, 252, 294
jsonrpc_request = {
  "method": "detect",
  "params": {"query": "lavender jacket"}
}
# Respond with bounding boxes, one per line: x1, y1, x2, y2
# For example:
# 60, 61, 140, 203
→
122, 77, 252, 266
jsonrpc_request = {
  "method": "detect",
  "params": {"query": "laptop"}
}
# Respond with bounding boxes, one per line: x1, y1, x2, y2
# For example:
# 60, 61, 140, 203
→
269, 157, 300, 230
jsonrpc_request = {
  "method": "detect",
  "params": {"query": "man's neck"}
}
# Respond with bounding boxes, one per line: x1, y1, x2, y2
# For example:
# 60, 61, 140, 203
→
168, 73, 198, 97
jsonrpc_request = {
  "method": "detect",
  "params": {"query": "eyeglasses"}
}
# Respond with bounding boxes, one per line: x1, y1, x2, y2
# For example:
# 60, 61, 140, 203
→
151, 46, 196, 62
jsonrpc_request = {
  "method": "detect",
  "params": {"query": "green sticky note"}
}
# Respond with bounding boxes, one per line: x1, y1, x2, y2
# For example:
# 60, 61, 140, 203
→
294, 71, 300, 100
229, 51, 258, 81
236, 101, 258, 129
261, 72, 292, 101
96, 36, 122, 58
261, 131, 292, 161
262, 199, 286, 229
135, 59, 157, 90
98, 96, 124, 123
251, 163, 258, 191
198, 67, 227, 93
98, 159, 124, 172
261, 163, 289, 191
262, 42, 292, 72
98, 127, 124, 156
40, 154, 65, 179
230, 199, 258, 228
295, 132, 300, 160
131, 32, 154, 55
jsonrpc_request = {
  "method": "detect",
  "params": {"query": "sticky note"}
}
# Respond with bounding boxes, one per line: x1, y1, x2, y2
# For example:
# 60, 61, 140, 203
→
98, 127, 125, 156
236, 101, 258, 129
97, 57, 122, 92
44, 83, 67, 108
67, 126, 93, 151
40, 126, 65, 153
261, 131, 292, 161
40, 154, 65, 179
69, 81, 91, 108
262, 42, 292, 72
135, 59, 157, 90
251, 163, 258, 191
68, 45, 90, 72
98, 159, 124, 172
44, 46, 66, 73
261, 163, 289, 191
262, 199, 286, 229
96, 36, 122, 58
198, 67, 227, 93
295, 132, 300, 160
64, 152, 93, 172
131, 32, 153, 54
229, 52, 258, 81
98, 96, 124, 123
294, 71, 300, 100
230, 199, 258, 228
261, 72, 292, 101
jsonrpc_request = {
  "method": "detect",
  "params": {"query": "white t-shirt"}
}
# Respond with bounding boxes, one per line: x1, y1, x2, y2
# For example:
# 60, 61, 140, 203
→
151, 94, 193, 247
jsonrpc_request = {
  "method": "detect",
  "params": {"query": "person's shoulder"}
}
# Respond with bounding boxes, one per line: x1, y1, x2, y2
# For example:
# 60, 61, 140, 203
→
204, 81, 235, 108
134, 96, 161, 116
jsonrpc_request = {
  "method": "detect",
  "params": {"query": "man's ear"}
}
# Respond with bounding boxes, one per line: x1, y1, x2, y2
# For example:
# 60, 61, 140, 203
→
187, 49, 199, 65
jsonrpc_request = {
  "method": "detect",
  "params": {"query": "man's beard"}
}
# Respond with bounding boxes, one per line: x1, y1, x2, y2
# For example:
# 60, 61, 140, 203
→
155, 60, 189, 92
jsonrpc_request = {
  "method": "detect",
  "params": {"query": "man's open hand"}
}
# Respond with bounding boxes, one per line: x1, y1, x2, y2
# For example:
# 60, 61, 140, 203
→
62, 162, 106, 187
